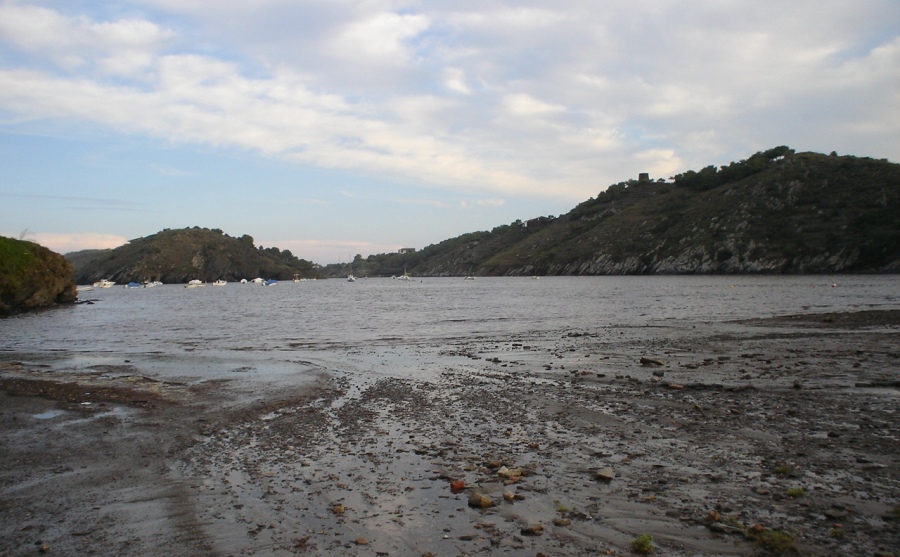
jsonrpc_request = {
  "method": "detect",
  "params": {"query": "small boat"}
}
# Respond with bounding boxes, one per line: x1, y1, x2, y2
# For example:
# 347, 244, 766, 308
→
240, 279, 248, 284
251, 277, 265, 284
398, 269, 412, 281
464, 275, 475, 280
124, 282, 142, 289
143, 281, 162, 288
212, 280, 227, 286
347, 274, 356, 282
185, 279, 205, 288
93, 279, 115, 288
264, 279, 278, 286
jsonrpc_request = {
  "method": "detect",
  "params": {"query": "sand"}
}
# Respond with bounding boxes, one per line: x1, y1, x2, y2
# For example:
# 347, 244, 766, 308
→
1, 310, 898, 556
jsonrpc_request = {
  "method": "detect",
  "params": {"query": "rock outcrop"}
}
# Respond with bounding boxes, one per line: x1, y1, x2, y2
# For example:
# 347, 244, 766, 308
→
0, 237, 77, 315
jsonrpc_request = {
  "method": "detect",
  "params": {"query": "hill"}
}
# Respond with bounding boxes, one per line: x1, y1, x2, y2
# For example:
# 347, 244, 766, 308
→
322, 147, 900, 276
69, 227, 319, 284
1, 236, 77, 314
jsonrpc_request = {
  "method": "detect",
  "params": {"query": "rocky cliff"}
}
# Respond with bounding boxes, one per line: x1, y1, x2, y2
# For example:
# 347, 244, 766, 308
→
0, 237, 78, 314
69, 227, 319, 284
323, 148, 899, 277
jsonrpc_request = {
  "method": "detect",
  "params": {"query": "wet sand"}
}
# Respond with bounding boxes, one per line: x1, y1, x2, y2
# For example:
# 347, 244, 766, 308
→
1, 310, 898, 556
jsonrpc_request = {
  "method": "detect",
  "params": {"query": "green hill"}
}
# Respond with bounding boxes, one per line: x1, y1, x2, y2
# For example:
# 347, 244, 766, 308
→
1, 236, 77, 314
69, 227, 319, 284
323, 147, 900, 276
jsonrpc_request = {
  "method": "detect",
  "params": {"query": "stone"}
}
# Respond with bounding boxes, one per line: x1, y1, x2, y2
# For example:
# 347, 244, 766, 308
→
468, 492, 495, 508
596, 467, 615, 482
520, 524, 544, 536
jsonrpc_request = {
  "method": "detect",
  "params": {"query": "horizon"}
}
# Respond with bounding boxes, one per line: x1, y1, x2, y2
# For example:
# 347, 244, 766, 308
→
2, 1, 898, 264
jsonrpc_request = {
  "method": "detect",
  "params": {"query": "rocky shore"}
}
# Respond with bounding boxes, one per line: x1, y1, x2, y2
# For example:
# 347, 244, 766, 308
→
1, 310, 897, 556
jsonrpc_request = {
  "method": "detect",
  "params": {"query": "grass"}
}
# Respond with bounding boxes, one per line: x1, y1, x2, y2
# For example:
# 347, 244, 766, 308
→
772, 464, 794, 477
786, 487, 805, 498
630, 533, 653, 554
752, 529, 796, 554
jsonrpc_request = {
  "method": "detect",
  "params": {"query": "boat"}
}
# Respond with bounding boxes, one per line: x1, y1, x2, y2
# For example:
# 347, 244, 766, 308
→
264, 279, 278, 286
240, 278, 248, 284
398, 269, 412, 281
464, 275, 475, 280
93, 279, 115, 288
124, 282, 142, 289
143, 281, 162, 288
251, 277, 265, 284
212, 280, 227, 286
185, 279, 205, 288
347, 274, 356, 282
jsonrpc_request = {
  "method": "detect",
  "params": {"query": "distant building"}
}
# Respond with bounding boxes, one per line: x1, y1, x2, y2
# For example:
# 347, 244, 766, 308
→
398, 247, 416, 254
525, 217, 552, 228
638, 172, 650, 182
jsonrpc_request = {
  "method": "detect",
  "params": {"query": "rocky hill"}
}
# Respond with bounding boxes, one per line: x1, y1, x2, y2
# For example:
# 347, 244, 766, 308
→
0, 236, 77, 314
68, 227, 319, 284
323, 147, 900, 277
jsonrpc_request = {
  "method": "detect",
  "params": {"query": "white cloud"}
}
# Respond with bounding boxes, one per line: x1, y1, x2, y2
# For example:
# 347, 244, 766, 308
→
17, 232, 129, 254
1, 0, 898, 214
330, 11, 429, 65
503, 93, 565, 117
0, 3, 172, 75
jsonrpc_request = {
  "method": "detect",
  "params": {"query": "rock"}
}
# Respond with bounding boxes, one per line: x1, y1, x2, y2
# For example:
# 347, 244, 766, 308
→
331, 504, 346, 515
0, 236, 77, 315
498, 466, 522, 479
825, 508, 848, 519
450, 480, 465, 493
553, 517, 571, 526
520, 524, 544, 536
503, 491, 516, 502
596, 467, 615, 482
652, 369, 665, 377
354, 537, 368, 545
468, 492, 495, 508
640, 357, 664, 366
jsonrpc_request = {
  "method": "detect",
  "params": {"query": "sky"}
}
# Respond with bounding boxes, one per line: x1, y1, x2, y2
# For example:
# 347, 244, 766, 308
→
1, 1, 898, 264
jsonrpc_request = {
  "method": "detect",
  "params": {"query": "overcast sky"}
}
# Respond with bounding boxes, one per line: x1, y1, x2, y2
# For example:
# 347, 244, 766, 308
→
1, 1, 898, 264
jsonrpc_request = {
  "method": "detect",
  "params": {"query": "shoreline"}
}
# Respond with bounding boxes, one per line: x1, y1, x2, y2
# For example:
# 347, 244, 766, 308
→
1, 310, 898, 556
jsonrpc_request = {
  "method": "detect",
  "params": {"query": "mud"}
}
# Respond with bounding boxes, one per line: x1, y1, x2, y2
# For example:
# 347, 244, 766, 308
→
1, 310, 898, 556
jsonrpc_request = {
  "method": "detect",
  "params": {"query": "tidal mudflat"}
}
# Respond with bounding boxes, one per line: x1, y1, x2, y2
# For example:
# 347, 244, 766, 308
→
1, 310, 898, 556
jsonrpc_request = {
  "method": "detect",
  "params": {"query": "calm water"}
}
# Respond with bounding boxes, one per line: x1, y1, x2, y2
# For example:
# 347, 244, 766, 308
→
1, 275, 897, 382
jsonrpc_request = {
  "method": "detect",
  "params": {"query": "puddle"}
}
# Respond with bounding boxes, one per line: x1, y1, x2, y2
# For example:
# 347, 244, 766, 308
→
33, 409, 65, 420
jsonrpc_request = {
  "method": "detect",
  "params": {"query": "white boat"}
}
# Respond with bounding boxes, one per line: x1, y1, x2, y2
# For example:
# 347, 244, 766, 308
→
143, 281, 163, 288
93, 279, 115, 288
398, 269, 412, 281
464, 275, 475, 280
252, 277, 265, 284
347, 274, 356, 282
185, 279, 205, 288
212, 280, 227, 286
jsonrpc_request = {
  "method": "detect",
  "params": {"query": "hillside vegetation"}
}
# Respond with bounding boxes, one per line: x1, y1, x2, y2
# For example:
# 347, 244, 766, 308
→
69, 227, 319, 284
1, 236, 77, 314
323, 148, 900, 277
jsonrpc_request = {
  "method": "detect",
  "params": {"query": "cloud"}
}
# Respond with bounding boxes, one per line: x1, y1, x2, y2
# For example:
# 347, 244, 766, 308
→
0, 3, 172, 75
0, 0, 898, 211
9, 232, 129, 254
265, 238, 400, 264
